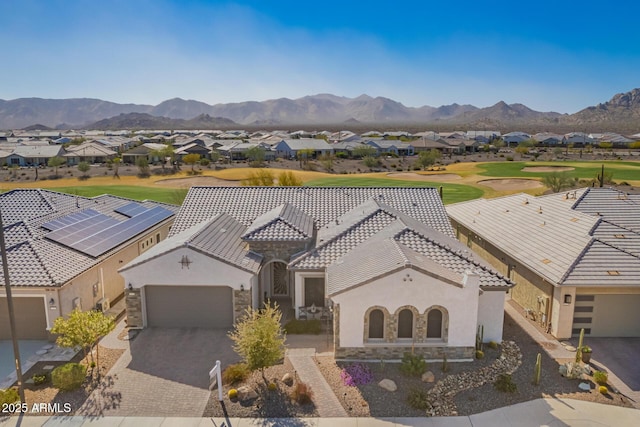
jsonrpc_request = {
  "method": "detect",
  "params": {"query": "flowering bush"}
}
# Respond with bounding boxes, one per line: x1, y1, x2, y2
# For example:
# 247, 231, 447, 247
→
341, 363, 374, 386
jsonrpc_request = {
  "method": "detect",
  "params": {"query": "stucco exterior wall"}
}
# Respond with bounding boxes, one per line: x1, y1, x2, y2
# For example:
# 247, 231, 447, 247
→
330, 268, 480, 350
477, 290, 506, 343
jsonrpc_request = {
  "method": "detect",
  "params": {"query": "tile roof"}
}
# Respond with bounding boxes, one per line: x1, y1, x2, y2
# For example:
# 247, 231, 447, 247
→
120, 214, 262, 274
0, 189, 179, 287
447, 187, 640, 287
171, 187, 453, 237
242, 204, 314, 242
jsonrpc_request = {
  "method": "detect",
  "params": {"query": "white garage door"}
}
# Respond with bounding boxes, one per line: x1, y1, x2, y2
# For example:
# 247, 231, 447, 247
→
573, 294, 640, 337
145, 286, 233, 328
0, 297, 48, 340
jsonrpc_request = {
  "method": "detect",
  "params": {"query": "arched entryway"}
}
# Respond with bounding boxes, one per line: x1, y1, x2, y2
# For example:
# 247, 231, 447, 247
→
258, 260, 292, 306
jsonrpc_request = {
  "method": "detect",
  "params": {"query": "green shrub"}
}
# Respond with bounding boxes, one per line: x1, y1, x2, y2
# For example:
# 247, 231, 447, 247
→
268, 381, 277, 391
0, 388, 20, 405
593, 370, 608, 385
494, 374, 517, 393
32, 373, 49, 386
283, 319, 322, 334
51, 362, 87, 391
222, 363, 250, 385
407, 388, 429, 410
475, 350, 485, 359
290, 381, 313, 405
228, 388, 238, 399
488, 341, 499, 350
400, 352, 427, 377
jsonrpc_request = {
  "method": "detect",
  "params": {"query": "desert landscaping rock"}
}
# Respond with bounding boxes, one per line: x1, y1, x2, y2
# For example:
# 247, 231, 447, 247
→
378, 379, 397, 392
579, 382, 592, 391
237, 385, 258, 401
281, 372, 293, 385
421, 371, 435, 383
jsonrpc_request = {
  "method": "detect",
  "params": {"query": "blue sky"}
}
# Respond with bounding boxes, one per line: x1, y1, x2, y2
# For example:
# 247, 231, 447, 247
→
1, 0, 638, 113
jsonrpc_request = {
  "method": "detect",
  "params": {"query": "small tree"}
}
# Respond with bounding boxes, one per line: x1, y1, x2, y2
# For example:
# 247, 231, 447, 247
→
153, 144, 177, 172
228, 303, 286, 380
362, 155, 379, 170
352, 145, 377, 159
48, 156, 66, 177
318, 153, 334, 172
182, 153, 201, 173
542, 171, 574, 193
415, 149, 442, 170
297, 148, 315, 168
111, 157, 121, 179
77, 161, 90, 178
246, 146, 266, 167
277, 170, 303, 186
136, 157, 150, 177
51, 308, 115, 373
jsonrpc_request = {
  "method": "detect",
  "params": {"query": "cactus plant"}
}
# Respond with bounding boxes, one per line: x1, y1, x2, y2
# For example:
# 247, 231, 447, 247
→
476, 324, 484, 351
533, 353, 542, 385
575, 328, 584, 364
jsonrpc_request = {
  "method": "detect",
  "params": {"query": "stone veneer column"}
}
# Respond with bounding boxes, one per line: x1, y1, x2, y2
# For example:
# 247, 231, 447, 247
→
234, 289, 252, 322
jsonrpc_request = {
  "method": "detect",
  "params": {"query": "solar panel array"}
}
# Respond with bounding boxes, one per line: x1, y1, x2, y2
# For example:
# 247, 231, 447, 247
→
114, 202, 149, 218
45, 205, 173, 257
42, 209, 105, 231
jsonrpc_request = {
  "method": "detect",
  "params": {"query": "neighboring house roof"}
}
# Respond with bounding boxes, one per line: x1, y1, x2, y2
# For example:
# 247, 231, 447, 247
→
64, 142, 117, 157
10, 145, 65, 158
0, 189, 179, 288
447, 188, 640, 287
278, 139, 333, 151
121, 213, 262, 274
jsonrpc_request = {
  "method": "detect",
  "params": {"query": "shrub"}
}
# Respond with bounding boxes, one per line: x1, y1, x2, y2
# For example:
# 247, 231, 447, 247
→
51, 362, 87, 391
32, 373, 49, 386
506, 156, 514, 161
593, 370, 608, 385
599, 385, 608, 394
475, 350, 485, 359
0, 388, 19, 405
222, 363, 250, 385
341, 363, 374, 386
290, 381, 313, 405
494, 374, 517, 393
283, 319, 322, 334
407, 388, 429, 410
488, 341, 499, 350
267, 381, 277, 391
400, 352, 427, 377
228, 388, 238, 399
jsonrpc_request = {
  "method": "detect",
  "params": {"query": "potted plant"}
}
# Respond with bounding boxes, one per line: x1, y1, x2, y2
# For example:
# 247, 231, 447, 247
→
581, 346, 592, 363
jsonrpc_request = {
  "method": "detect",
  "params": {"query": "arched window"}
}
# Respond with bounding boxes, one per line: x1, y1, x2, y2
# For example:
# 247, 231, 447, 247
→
397, 309, 414, 339
368, 309, 384, 339
426, 309, 443, 339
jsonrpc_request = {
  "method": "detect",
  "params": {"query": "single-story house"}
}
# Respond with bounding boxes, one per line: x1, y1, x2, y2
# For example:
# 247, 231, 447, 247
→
447, 188, 640, 339
0, 189, 178, 340
120, 187, 513, 360
6, 145, 66, 167
174, 142, 211, 160
502, 132, 531, 146
365, 139, 414, 156
272, 138, 334, 159
532, 133, 564, 146
121, 143, 167, 164
64, 141, 119, 165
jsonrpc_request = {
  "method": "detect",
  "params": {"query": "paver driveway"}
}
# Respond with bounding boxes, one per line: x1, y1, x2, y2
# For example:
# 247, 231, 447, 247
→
78, 327, 239, 417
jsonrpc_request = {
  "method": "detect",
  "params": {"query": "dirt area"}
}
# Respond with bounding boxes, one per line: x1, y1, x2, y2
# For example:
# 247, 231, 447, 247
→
154, 176, 241, 188
386, 172, 462, 181
478, 178, 543, 191
521, 166, 575, 172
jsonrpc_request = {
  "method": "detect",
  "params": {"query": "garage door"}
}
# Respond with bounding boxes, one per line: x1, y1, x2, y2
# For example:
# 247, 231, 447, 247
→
145, 286, 233, 328
0, 297, 48, 340
573, 294, 640, 337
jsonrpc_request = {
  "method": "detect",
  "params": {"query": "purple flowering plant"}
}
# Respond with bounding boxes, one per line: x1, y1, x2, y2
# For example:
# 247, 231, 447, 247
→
340, 363, 374, 386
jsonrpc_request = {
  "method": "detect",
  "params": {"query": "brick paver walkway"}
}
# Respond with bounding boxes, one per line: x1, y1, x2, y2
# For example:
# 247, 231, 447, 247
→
286, 348, 348, 417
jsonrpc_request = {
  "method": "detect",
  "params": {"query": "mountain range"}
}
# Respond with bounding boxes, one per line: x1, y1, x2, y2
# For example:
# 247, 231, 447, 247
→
1, 89, 639, 132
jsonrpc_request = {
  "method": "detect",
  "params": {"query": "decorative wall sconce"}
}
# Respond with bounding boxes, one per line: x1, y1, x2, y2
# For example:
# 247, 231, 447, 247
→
240, 284, 245, 291
128, 283, 133, 290
49, 298, 57, 310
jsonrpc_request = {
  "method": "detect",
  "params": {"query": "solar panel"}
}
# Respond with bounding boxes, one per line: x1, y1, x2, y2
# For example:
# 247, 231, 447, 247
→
114, 202, 149, 218
45, 205, 174, 257
42, 209, 103, 231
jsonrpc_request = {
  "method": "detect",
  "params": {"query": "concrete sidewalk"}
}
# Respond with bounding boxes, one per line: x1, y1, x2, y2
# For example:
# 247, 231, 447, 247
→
1, 398, 639, 426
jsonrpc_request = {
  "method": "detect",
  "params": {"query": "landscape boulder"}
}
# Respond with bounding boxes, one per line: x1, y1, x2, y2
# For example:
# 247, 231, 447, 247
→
281, 373, 293, 386
378, 379, 397, 392
421, 371, 435, 383
236, 385, 258, 401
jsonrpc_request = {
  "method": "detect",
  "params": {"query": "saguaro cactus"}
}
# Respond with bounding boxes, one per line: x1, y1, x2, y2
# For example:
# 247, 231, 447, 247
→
533, 353, 542, 385
476, 324, 484, 351
575, 328, 585, 363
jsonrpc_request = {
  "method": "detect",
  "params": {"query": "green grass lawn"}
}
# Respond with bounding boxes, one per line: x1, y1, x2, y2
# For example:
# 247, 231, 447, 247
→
304, 177, 484, 204
51, 186, 188, 205
477, 161, 640, 181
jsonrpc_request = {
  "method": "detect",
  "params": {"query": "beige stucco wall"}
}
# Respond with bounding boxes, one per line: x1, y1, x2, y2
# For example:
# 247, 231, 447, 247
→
330, 268, 480, 349
477, 290, 506, 343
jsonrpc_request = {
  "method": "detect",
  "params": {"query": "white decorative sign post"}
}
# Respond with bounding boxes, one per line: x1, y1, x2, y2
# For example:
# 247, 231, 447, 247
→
209, 360, 223, 401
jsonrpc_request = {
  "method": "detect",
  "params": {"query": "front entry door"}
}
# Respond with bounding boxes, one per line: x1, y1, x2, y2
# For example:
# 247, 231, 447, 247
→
272, 262, 288, 296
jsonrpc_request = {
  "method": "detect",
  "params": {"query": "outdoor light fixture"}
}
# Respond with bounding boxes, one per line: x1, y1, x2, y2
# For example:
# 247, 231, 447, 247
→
240, 284, 245, 291
564, 295, 572, 304
49, 298, 55, 306
128, 283, 133, 290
